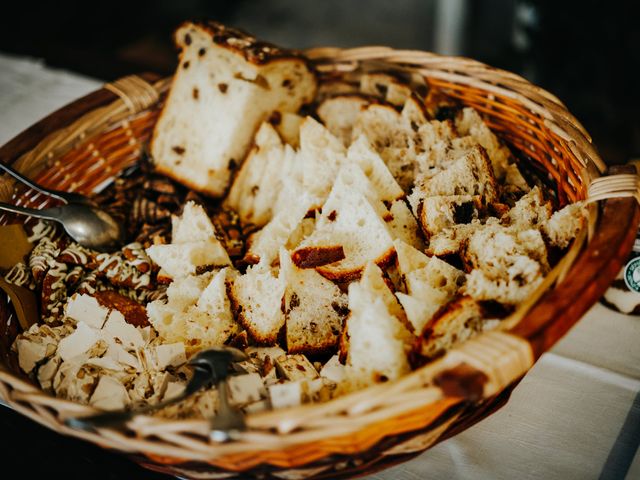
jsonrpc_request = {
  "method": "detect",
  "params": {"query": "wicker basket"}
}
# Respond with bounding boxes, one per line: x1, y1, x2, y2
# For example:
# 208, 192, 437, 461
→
1, 47, 639, 480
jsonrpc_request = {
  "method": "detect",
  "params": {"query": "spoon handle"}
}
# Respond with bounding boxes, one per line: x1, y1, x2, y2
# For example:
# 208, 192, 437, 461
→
65, 364, 213, 431
0, 162, 91, 205
0, 202, 62, 222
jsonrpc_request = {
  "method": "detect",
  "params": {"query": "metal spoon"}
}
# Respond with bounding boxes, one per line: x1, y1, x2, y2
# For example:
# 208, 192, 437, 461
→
0, 162, 124, 251
65, 346, 248, 432
0, 161, 93, 206
0, 201, 124, 252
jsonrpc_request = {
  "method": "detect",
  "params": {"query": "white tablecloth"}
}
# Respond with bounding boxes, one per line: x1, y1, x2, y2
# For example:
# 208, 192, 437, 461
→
1, 52, 638, 480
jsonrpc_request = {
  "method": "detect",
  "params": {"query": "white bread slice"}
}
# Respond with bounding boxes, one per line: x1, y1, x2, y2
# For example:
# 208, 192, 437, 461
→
280, 249, 347, 355
359, 71, 412, 106
386, 200, 425, 250
416, 195, 481, 238
344, 287, 410, 388
273, 112, 304, 148
171, 201, 216, 243
401, 94, 429, 128
292, 166, 394, 281
244, 194, 315, 266
147, 268, 238, 352
413, 146, 498, 203
501, 186, 551, 229
229, 264, 286, 344
502, 187, 583, 248
358, 262, 406, 323
165, 272, 213, 311
352, 102, 417, 191
316, 79, 359, 102
425, 222, 482, 257
297, 116, 347, 208
414, 296, 485, 360
225, 122, 297, 227
455, 107, 512, 181
394, 239, 430, 276
463, 222, 547, 304
543, 202, 584, 248
346, 135, 404, 203
146, 239, 231, 279
150, 21, 317, 196
393, 240, 465, 332
317, 94, 371, 146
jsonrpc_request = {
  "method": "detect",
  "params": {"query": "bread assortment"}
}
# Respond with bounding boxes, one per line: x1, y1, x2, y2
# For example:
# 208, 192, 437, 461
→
5, 21, 585, 417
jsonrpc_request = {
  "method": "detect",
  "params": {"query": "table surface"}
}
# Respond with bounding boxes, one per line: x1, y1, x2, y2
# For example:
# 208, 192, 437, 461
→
0, 52, 639, 480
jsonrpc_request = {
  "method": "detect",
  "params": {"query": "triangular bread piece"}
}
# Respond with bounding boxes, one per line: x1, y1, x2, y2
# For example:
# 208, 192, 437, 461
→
225, 122, 297, 227
280, 249, 347, 355
228, 264, 286, 345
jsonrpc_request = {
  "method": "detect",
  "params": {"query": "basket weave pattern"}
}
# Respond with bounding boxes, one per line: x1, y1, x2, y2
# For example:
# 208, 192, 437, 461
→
0, 48, 638, 479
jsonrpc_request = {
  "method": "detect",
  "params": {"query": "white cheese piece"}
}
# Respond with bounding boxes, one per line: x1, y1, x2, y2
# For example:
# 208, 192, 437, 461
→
90, 375, 130, 411
246, 346, 286, 364
232, 360, 261, 375
65, 293, 109, 329
15, 339, 48, 373
86, 355, 122, 372
319, 355, 347, 385
275, 354, 319, 381
103, 310, 144, 349
57, 322, 100, 361
154, 343, 186, 370
37, 355, 61, 390
163, 381, 186, 402
243, 399, 270, 414
104, 340, 139, 369
227, 373, 264, 406
269, 381, 303, 409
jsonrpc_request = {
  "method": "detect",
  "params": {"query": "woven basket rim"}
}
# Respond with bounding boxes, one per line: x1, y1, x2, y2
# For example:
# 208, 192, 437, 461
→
0, 45, 637, 475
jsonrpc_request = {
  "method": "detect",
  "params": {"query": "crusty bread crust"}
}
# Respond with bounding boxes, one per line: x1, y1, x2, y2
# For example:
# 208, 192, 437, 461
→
316, 247, 396, 283
291, 246, 346, 269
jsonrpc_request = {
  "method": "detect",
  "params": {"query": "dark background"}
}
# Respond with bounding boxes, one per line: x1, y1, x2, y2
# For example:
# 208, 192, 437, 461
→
0, 1, 638, 478
0, 0, 638, 165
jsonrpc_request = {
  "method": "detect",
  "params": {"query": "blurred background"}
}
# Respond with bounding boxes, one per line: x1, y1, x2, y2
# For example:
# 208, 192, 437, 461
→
0, 0, 638, 163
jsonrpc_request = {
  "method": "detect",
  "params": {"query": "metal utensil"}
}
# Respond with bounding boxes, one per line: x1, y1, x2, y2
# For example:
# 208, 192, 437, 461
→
0, 202, 124, 251
65, 346, 248, 432
0, 162, 124, 251
0, 161, 93, 206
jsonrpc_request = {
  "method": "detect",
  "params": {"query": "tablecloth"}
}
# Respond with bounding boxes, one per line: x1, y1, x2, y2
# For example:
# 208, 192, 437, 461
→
0, 52, 638, 480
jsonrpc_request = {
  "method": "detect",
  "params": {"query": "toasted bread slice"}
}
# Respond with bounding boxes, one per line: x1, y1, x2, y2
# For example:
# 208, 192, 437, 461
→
150, 21, 316, 196
413, 296, 486, 360
280, 249, 347, 355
